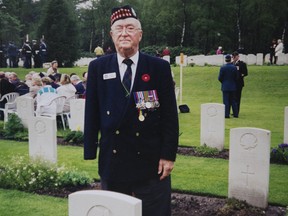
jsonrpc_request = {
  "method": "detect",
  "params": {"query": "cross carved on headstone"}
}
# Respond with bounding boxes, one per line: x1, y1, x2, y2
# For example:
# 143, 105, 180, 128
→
241, 165, 255, 186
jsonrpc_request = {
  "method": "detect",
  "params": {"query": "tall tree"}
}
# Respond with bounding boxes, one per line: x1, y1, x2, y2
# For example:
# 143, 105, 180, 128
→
0, 0, 22, 46
38, 0, 80, 66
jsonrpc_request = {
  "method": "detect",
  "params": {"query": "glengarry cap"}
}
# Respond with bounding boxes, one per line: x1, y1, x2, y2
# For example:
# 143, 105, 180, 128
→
111, 5, 138, 26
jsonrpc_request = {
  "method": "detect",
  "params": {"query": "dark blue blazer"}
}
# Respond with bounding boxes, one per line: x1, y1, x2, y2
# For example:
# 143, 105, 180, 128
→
84, 52, 179, 183
74, 82, 85, 95
218, 63, 238, 91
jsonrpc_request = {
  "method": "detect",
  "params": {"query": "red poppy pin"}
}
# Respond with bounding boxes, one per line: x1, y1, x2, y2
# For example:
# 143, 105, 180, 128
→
142, 74, 150, 82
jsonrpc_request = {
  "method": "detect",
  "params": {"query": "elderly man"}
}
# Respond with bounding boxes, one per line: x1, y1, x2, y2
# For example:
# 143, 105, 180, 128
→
84, 5, 179, 216
218, 55, 239, 118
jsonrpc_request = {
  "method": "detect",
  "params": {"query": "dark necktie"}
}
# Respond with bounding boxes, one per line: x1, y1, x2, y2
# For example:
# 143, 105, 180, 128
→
122, 59, 133, 95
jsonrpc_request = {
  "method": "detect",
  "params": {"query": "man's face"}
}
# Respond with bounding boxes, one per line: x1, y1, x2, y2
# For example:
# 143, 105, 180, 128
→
232, 55, 239, 62
110, 18, 143, 58
52, 63, 58, 69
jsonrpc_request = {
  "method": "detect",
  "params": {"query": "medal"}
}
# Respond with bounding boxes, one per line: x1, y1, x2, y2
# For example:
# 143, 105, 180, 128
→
138, 110, 145, 121
139, 114, 145, 121
145, 101, 152, 108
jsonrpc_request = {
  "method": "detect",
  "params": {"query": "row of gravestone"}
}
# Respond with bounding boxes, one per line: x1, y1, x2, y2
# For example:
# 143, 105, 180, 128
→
201, 103, 288, 150
15, 96, 85, 131
200, 103, 288, 209
71, 52, 288, 67
68, 127, 270, 216
175, 53, 288, 66
16, 101, 288, 214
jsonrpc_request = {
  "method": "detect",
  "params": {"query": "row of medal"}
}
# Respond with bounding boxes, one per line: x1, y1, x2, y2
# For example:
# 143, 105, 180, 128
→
133, 90, 160, 121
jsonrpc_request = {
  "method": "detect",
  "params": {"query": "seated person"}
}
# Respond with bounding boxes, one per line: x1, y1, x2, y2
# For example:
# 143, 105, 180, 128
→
70, 75, 85, 96
47, 60, 60, 76
27, 77, 42, 98
9, 72, 29, 96
57, 74, 76, 112
0, 72, 16, 120
48, 74, 60, 89
35, 77, 58, 116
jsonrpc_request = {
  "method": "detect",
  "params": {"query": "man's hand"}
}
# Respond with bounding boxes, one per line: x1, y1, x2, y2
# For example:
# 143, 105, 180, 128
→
158, 159, 174, 180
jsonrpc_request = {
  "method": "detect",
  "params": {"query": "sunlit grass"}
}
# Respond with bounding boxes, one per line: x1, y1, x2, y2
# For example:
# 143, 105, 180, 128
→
0, 65, 288, 214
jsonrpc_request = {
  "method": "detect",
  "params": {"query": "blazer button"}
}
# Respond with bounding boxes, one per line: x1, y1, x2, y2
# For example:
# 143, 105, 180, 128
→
115, 130, 120, 135
107, 111, 110, 115
113, 149, 117, 154
137, 152, 140, 155
136, 132, 140, 137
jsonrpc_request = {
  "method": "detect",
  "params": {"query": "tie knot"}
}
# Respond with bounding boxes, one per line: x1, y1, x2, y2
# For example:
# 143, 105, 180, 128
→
123, 58, 133, 66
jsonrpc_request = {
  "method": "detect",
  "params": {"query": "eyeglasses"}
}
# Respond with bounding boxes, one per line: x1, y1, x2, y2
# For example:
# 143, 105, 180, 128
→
112, 26, 141, 35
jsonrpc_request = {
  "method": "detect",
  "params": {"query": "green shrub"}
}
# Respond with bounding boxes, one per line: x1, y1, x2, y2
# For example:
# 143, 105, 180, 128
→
218, 198, 262, 215
63, 130, 84, 145
270, 143, 288, 164
3, 114, 28, 141
194, 145, 220, 157
0, 156, 92, 193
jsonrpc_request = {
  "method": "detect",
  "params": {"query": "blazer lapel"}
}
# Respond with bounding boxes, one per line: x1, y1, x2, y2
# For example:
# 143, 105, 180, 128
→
108, 54, 133, 127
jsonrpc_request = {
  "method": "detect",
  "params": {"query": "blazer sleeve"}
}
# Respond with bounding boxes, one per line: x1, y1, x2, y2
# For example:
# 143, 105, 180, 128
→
157, 60, 179, 161
83, 60, 100, 160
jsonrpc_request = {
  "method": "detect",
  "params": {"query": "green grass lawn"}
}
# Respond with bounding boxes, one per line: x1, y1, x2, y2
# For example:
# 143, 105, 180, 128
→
0, 65, 288, 214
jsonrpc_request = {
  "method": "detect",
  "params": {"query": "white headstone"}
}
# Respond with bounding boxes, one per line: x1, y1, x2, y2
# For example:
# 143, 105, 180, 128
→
277, 53, 285, 65
28, 116, 57, 163
256, 53, 263, 65
264, 53, 270, 64
246, 54, 256, 65
69, 99, 85, 132
74, 57, 94, 67
16, 96, 35, 127
285, 53, 288, 65
69, 190, 142, 216
284, 107, 288, 144
205, 55, 223, 66
190, 55, 205, 66
228, 127, 270, 208
239, 54, 247, 63
162, 55, 170, 63
200, 103, 225, 150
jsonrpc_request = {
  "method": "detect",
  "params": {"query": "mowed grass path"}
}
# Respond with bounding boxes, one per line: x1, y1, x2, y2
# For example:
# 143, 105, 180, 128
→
0, 65, 287, 215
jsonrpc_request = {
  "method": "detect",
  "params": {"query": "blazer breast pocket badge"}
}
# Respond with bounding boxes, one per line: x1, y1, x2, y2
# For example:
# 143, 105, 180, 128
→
103, 72, 116, 80
133, 90, 160, 121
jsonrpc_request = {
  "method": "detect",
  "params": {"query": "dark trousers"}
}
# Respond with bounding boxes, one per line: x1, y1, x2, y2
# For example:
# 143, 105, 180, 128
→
101, 176, 172, 216
9, 56, 17, 68
270, 53, 276, 64
222, 91, 238, 118
24, 54, 32, 68
235, 86, 243, 114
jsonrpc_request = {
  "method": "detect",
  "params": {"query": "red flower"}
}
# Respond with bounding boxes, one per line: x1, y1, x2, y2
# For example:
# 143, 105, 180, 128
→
142, 74, 150, 82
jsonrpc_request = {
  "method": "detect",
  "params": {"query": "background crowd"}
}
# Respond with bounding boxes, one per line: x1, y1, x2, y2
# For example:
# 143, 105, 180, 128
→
0, 39, 47, 69
0, 62, 87, 120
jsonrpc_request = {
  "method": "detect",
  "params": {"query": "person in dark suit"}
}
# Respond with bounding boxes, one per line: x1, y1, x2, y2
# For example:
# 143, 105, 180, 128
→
22, 41, 32, 69
0, 72, 16, 120
7, 41, 18, 68
70, 75, 85, 95
232, 51, 248, 115
218, 55, 238, 118
84, 5, 179, 216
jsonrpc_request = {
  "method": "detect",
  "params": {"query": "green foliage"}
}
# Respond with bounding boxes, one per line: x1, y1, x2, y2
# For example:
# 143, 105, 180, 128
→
218, 198, 262, 215
63, 130, 84, 145
3, 114, 28, 141
0, 156, 92, 193
141, 46, 201, 63
38, 0, 80, 66
194, 145, 220, 157
1, 0, 288, 55
271, 144, 288, 164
